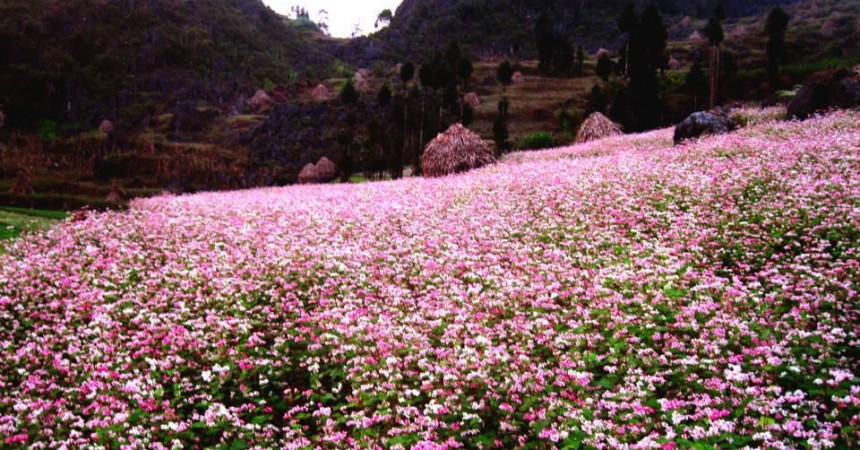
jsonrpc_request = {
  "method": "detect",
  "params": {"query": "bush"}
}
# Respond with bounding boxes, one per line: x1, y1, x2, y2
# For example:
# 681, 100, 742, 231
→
39, 120, 58, 143
519, 131, 555, 150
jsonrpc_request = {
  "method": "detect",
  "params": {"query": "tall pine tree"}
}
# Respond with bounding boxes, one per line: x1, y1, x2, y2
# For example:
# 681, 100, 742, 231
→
704, 3, 725, 109
766, 7, 790, 87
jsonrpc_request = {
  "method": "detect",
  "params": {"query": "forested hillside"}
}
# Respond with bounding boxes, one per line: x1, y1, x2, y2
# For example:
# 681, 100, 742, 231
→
0, 0, 335, 129
342, 0, 802, 63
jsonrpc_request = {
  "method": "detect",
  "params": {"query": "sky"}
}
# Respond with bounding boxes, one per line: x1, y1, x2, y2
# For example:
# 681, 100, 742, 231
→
263, 0, 402, 38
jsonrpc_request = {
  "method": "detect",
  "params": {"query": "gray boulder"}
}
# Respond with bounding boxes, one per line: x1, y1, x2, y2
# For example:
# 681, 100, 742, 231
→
787, 68, 860, 120
674, 109, 737, 144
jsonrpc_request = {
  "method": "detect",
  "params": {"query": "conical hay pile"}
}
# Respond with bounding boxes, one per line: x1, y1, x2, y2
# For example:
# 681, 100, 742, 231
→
249, 90, 273, 108
315, 157, 337, 180
297, 163, 320, 184
575, 112, 623, 144
421, 124, 496, 178
312, 84, 330, 99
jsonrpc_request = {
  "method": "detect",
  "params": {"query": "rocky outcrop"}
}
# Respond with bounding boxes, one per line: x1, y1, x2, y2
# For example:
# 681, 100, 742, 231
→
674, 108, 738, 144
787, 68, 860, 120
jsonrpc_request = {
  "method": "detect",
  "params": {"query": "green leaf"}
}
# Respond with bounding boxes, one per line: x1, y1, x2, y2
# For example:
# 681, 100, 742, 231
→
251, 414, 271, 425
229, 439, 249, 450
759, 416, 776, 427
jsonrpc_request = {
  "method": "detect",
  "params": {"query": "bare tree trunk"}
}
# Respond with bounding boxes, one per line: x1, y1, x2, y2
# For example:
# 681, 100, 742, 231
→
709, 45, 720, 109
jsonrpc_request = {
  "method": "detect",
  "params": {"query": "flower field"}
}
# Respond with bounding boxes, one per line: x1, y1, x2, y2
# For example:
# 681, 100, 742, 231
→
1, 110, 858, 449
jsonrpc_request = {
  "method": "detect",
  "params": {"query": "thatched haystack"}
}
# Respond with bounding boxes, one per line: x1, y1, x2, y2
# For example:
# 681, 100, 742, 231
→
8, 169, 34, 195
106, 182, 126, 203
98, 119, 114, 135
688, 31, 705, 41
464, 92, 480, 107
421, 124, 496, 178
315, 157, 337, 181
312, 84, 331, 99
249, 90, 273, 109
575, 112, 623, 144
512, 71, 525, 85
668, 58, 682, 71
297, 163, 320, 184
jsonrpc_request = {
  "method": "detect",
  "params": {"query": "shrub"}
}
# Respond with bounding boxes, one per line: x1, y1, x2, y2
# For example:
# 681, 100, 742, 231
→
519, 132, 555, 150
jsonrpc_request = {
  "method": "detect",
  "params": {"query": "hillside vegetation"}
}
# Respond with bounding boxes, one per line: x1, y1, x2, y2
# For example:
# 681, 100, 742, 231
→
342, 0, 803, 63
1, 109, 858, 447
0, 0, 335, 129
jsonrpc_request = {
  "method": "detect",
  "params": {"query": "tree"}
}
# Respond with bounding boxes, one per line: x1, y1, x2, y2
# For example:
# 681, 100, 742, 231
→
588, 84, 609, 114
340, 79, 359, 105
419, 62, 436, 88
684, 61, 709, 111
575, 46, 585, 77
640, 5, 668, 74
375, 9, 393, 29
497, 60, 514, 86
445, 41, 463, 72
400, 62, 415, 85
766, 7, 790, 87
704, 5, 725, 108
493, 115, 510, 154
620, 4, 667, 130
457, 58, 474, 85
535, 11, 574, 76
536, 12, 555, 74
462, 103, 474, 126
498, 98, 510, 119
314, 9, 330, 34
377, 84, 392, 107
597, 54, 612, 81
618, 2, 639, 76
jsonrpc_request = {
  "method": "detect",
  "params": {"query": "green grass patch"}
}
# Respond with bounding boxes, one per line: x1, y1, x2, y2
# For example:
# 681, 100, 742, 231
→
0, 207, 68, 241
519, 131, 556, 150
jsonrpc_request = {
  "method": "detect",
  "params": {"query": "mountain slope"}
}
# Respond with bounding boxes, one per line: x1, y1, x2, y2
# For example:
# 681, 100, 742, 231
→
0, 0, 336, 129
342, 0, 803, 63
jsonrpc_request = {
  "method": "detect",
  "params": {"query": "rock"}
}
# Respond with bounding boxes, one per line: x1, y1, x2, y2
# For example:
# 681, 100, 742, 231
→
787, 68, 860, 120
674, 108, 737, 144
